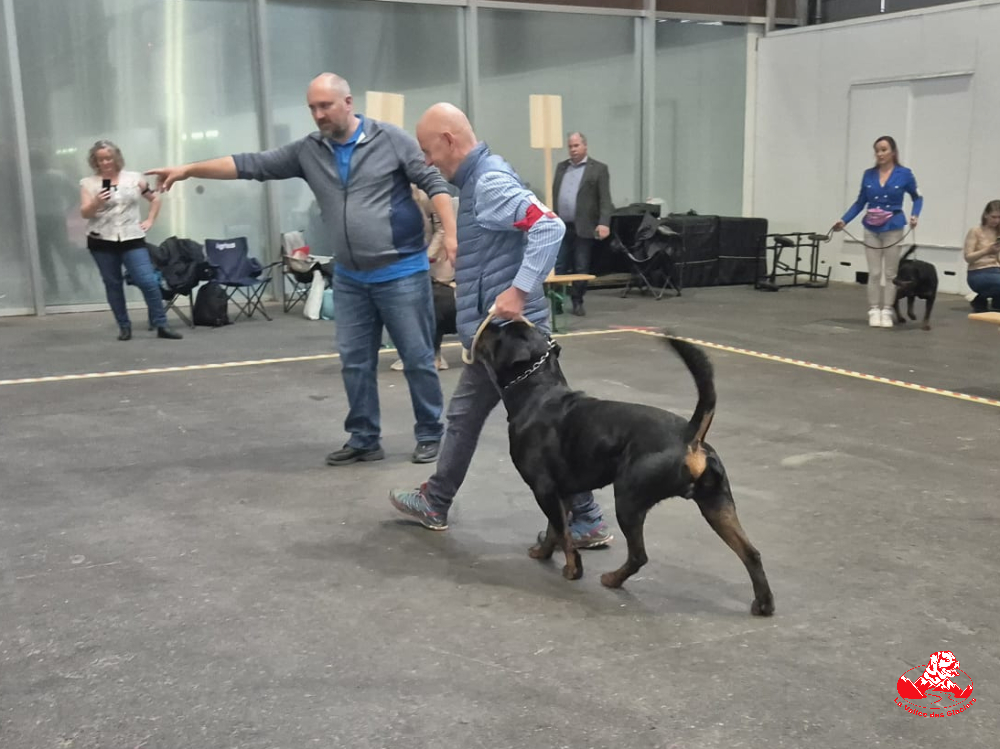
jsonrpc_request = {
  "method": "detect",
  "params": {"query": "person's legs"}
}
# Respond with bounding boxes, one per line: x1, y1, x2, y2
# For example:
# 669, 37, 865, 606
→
863, 232, 884, 311
389, 361, 498, 529
968, 268, 1000, 309
332, 271, 383, 453
121, 246, 168, 329
89, 247, 129, 327
880, 234, 904, 308
375, 271, 445, 455
570, 235, 595, 306
554, 222, 577, 275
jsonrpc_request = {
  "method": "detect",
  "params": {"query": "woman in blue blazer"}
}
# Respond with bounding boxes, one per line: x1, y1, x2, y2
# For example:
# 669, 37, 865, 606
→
834, 136, 923, 328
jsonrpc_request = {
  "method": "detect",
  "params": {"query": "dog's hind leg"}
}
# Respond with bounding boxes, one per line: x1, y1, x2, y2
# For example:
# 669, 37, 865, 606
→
921, 296, 934, 331
600, 502, 650, 589
694, 467, 774, 616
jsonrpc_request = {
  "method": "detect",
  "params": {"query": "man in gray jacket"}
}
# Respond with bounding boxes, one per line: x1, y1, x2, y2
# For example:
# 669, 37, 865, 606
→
148, 73, 455, 466
389, 103, 612, 549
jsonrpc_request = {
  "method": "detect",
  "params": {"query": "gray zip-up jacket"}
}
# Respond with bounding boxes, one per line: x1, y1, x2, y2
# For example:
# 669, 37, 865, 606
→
232, 117, 450, 272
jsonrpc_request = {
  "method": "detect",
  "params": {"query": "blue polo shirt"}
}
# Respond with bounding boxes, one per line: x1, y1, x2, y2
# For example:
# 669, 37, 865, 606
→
326, 115, 429, 283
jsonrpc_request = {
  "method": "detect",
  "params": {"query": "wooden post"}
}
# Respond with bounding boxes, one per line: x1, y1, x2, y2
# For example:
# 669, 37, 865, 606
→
529, 94, 564, 208
365, 91, 405, 128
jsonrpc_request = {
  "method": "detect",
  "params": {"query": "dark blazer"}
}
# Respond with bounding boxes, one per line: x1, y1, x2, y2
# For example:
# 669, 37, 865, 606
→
552, 157, 613, 238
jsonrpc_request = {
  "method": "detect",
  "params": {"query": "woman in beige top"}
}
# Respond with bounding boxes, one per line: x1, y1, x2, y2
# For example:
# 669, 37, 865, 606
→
79, 140, 181, 340
963, 200, 1000, 312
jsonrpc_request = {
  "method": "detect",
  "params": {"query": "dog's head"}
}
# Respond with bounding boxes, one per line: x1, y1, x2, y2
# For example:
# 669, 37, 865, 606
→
474, 320, 564, 389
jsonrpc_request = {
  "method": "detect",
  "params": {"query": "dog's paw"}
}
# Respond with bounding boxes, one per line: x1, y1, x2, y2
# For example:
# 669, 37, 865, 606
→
600, 571, 625, 589
562, 564, 583, 581
751, 596, 775, 617
528, 543, 554, 560
908, 312, 917, 320
922, 323, 931, 331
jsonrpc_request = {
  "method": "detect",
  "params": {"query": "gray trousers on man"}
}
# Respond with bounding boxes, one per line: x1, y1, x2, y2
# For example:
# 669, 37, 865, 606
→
864, 228, 905, 307
425, 359, 603, 525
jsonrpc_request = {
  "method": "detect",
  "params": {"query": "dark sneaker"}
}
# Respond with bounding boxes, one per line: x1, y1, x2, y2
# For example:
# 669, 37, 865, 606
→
971, 296, 989, 313
536, 520, 613, 549
389, 485, 448, 530
571, 300, 586, 317
118, 325, 132, 341
325, 444, 385, 466
412, 441, 440, 464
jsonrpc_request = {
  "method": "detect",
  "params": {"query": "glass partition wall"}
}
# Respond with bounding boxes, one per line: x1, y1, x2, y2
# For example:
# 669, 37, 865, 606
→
0, 0, 753, 315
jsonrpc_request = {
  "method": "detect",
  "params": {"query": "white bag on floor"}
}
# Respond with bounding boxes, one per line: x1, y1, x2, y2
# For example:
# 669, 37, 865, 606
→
303, 269, 325, 320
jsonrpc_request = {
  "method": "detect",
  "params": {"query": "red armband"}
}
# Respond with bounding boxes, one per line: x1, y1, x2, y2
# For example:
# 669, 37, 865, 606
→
513, 198, 556, 232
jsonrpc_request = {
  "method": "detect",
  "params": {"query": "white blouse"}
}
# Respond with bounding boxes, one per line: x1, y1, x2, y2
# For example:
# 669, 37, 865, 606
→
80, 170, 148, 242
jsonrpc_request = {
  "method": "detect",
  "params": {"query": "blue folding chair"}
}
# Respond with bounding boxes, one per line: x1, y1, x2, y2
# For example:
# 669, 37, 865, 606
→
204, 237, 279, 322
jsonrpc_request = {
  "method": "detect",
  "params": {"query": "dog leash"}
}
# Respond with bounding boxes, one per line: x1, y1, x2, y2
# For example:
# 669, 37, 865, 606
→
819, 225, 915, 250
462, 305, 535, 366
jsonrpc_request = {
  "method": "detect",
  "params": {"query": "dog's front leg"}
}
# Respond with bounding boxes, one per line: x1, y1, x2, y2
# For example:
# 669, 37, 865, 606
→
528, 491, 582, 580
907, 295, 917, 321
893, 293, 906, 324
529, 523, 558, 560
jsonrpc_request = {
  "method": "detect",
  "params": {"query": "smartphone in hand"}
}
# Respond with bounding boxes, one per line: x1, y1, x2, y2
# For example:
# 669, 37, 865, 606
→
101, 178, 111, 191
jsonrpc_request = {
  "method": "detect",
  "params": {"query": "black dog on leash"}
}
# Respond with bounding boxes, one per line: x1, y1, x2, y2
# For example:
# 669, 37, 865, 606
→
892, 245, 937, 331
475, 323, 774, 616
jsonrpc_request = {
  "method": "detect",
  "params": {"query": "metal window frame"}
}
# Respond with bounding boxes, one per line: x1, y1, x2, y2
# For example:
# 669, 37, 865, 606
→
3, 0, 774, 316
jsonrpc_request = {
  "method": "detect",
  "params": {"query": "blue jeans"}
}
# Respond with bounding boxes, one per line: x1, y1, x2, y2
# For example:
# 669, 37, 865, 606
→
425, 359, 603, 526
333, 269, 444, 449
89, 245, 167, 328
968, 268, 1000, 305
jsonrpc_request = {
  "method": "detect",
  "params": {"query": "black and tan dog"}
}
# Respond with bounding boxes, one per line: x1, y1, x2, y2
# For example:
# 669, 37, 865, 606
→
475, 323, 774, 616
892, 245, 937, 331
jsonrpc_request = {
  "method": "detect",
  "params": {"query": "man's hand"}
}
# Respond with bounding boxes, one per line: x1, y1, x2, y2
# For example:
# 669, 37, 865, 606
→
444, 233, 458, 265
145, 165, 189, 192
595, 224, 610, 240
493, 286, 527, 320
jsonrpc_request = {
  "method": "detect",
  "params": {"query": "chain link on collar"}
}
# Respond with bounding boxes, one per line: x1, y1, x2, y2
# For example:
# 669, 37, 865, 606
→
501, 339, 557, 390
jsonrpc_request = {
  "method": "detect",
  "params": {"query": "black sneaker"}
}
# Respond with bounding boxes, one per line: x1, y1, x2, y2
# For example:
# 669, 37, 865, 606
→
411, 441, 440, 464
325, 444, 386, 466
571, 300, 586, 317
157, 327, 183, 340
118, 325, 132, 341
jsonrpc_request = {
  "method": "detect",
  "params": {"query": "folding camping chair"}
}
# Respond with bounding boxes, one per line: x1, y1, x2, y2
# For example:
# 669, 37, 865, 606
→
609, 211, 682, 300
147, 237, 214, 328
204, 237, 280, 322
279, 230, 330, 313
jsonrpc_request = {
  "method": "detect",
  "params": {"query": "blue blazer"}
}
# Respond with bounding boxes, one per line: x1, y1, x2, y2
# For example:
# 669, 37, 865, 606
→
842, 166, 924, 233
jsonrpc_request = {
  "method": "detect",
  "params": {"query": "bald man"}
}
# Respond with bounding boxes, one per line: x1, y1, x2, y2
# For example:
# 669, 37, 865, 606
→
390, 103, 612, 549
148, 74, 456, 467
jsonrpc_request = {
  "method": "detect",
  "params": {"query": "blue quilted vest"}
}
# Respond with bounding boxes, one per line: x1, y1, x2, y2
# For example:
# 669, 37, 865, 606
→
453, 143, 551, 349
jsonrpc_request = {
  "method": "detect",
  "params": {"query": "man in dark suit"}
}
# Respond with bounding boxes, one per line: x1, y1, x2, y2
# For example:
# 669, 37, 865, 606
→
552, 132, 613, 316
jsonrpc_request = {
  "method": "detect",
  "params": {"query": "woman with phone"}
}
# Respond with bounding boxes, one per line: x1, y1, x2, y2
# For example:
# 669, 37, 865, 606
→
833, 135, 923, 328
963, 200, 1000, 312
79, 139, 181, 340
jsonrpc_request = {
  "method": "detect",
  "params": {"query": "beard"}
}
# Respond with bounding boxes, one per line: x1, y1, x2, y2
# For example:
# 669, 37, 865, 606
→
319, 121, 349, 141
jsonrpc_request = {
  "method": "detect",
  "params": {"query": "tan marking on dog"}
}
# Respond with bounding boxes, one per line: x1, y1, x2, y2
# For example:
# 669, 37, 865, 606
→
685, 445, 708, 480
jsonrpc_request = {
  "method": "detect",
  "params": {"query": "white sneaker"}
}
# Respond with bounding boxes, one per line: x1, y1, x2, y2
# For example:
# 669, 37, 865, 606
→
880, 308, 894, 328
435, 354, 449, 371
390, 359, 404, 371
868, 308, 881, 327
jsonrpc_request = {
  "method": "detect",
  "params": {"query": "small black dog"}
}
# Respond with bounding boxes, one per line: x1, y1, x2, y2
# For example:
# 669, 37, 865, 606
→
475, 323, 774, 616
892, 245, 937, 331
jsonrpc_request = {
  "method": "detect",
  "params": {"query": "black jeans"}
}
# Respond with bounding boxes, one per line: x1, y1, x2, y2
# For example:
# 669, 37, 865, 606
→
554, 222, 594, 302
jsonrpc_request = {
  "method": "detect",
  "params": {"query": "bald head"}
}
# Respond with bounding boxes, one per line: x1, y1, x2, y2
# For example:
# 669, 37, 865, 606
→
307, 73, 356, 141
416, 103, 478, 180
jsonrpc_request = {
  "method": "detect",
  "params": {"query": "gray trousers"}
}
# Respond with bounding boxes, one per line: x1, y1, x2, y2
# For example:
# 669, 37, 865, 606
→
425, 359, 604, 525
864, 228, 905, 308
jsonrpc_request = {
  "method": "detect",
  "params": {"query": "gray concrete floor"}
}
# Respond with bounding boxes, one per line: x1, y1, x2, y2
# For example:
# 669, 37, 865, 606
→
1, 282, 998, 749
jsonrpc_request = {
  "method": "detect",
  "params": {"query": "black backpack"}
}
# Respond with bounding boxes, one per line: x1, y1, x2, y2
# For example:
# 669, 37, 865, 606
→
193, 283, 230, 327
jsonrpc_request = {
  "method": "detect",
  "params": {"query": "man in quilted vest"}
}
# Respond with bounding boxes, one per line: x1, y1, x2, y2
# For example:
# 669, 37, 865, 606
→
389, 103, 612, 549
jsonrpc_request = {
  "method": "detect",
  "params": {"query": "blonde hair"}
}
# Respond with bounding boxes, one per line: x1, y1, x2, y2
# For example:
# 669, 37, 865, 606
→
88, 140, 125, 173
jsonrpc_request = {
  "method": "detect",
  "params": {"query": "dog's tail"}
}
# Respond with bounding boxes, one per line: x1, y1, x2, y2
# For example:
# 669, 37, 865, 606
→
900, 244, 917, 263
666, 337, 716, 447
